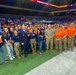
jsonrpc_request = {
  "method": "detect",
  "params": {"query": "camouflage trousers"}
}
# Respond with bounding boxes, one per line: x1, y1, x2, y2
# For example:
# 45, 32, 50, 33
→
46, 38, 53, 51
62, 37, 67, 50
55, 39, 62, 51
14, 42, 20, 56
74, 37, 76, 47
30, 39, 36, 54
67, 37, 74, 50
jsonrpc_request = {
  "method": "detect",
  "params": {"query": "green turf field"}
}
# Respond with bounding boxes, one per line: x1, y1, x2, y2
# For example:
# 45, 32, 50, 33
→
0, 50, 60, 75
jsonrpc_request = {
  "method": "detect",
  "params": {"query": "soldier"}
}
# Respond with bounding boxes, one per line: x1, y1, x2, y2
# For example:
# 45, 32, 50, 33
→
45, 24, 55, 52
62, 26, 68, 51
54, 29, 62, 52
74, 24, 76, 47
67, 23, 75, 51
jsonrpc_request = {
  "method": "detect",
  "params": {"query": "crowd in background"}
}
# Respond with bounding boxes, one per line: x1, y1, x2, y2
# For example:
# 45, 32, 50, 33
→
0, 19, 76, 65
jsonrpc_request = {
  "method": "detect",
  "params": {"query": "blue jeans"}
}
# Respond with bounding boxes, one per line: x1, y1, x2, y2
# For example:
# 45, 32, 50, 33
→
38, 41, 42, 53
0, 45, 6, 63
5, 44, 14, 59
42, 40, 46, 51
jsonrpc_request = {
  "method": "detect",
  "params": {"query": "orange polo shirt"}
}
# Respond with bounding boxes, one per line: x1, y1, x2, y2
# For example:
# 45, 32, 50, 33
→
67, 27, 75, 37
61, 29, 68, 37
54, 30, 62, 39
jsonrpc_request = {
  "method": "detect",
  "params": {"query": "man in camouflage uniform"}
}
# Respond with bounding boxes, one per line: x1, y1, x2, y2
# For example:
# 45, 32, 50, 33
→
67, 23, 75, 51
62, 26, 68, 51
54, 29, 62, 52
45, 24, 55, 52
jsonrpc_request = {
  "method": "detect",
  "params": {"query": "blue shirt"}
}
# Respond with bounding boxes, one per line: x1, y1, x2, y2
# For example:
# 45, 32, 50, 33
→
12, 35, 20, 42
37, 34, 42, 42
40, 33, 45, 40
4, 34, 10, 41
10, 32, 14, 38
30, 33, 36, 39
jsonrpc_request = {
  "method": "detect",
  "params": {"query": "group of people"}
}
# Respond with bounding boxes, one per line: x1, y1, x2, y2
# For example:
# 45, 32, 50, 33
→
0, 21, 76, 64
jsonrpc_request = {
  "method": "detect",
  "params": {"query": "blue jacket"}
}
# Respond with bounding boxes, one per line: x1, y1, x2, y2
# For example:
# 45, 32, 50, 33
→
20, 30, 29, 44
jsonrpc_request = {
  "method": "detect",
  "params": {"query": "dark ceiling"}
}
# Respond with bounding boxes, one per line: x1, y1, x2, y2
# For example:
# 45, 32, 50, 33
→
0, 0, 76, 16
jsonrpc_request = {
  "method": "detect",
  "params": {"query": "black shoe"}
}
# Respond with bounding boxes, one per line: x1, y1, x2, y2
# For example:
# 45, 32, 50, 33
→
25, 55, 27, 57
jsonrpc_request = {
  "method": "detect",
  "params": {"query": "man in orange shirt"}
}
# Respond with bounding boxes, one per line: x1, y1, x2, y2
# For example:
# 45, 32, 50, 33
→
54, 29, 62, 52
67, 23, 75, 51
62, 26, 68, 51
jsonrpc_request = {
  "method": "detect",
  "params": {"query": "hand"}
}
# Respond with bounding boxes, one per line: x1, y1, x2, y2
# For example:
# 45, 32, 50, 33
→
40, 35, 43, 38
41, 36, 43, 39
33, 34, 34, 36
8, 43, 12, 46
22, 43, 24, 45
48, 38, 51, 40
28, 34, 30, 37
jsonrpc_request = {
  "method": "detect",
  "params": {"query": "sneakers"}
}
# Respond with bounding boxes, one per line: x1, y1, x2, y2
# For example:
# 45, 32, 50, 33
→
10, 58, 13, 60
10, 56, 15, 60
40, 52, 42, 55
13, 56, 15, 59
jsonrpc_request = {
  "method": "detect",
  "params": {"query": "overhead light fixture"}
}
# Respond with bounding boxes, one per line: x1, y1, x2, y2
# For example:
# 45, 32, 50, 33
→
31, 0, 76, 8
31, 0, 68, 8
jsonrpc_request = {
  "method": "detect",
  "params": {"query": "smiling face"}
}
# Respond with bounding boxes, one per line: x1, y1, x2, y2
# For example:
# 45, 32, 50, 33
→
4, 28, 9, 33
70, 23, 75, 27
10, 27, 14, 32
15, 26, 19, 31
22, 25, 26, 30
37, 30, 40, 34
14, 30, 18, 36
48, 24, 51, 29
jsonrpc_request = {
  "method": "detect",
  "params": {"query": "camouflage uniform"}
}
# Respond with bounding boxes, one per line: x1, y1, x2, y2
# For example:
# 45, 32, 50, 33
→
68, 37, 75, 51
54, 29, 62, 52
30, 39, 36, 54
45, 28, 55, 51
55, 39, 62, 51
62, 37, 68, 51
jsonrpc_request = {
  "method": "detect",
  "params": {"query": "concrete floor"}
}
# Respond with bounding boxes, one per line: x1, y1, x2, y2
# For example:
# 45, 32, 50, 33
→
24, 47, 76, 75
